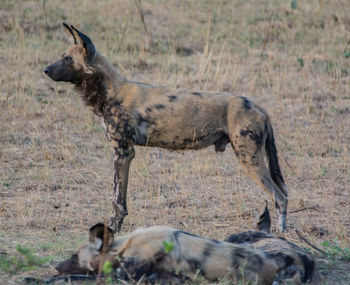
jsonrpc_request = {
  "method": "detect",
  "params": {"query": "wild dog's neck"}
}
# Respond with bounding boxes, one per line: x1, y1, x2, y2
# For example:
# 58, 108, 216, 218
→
75, 52, 127, 116
94, 53, 126, 86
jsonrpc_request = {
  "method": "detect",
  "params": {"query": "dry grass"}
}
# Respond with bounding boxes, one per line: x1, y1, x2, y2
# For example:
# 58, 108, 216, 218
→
0, 0, 350, 284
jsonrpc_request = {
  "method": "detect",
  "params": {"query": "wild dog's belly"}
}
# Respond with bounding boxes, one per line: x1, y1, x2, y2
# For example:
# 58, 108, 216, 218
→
133, 120, 230, 152
146, 130, 227, 150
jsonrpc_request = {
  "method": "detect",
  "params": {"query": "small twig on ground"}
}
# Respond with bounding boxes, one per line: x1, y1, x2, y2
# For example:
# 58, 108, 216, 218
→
136, 274, 146, 285
213, 223, 231, 227
134, 0, 152, 42
24, 275, 96, 284
295, 229, 327, 255
289, 206, 319, 214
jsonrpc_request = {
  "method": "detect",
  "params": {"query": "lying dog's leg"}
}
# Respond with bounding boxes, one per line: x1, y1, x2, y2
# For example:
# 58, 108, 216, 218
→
104, 105, 135, 232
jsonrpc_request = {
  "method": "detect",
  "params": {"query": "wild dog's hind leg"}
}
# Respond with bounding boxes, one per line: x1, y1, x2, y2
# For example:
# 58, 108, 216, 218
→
104, 105, 135, 232
231, 137, 287, 232
228, 105, 288, 232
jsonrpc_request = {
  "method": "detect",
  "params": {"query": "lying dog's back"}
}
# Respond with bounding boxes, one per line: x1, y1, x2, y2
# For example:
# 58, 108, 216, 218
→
116, 226, 278, 283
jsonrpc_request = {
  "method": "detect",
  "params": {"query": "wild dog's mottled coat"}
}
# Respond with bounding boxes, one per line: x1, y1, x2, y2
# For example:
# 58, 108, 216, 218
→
56, 223, 314, 284
225, 232, 315, 283
44, 23, 288, 232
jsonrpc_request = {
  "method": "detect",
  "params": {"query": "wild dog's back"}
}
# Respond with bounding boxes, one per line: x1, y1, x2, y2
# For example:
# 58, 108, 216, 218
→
115, 226, 279, 283
170, 230, 279, 282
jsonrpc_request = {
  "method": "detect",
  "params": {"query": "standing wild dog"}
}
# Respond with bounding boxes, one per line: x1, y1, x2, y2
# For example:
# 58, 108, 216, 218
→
56, 209, 314, 284
44, 23, 288, 232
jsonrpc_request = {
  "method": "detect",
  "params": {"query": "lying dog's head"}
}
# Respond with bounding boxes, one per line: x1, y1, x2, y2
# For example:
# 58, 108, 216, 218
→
56, 223, 115, 274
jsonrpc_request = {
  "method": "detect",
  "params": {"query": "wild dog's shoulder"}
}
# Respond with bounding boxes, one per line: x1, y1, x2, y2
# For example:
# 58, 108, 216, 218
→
111, 226, 178, 256
129, 225, 178, 239
122, 227, 220, 249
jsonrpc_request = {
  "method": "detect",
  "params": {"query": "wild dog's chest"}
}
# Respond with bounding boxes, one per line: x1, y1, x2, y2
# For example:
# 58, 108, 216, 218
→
101, 111, 141, 144
101, 105, 137, 143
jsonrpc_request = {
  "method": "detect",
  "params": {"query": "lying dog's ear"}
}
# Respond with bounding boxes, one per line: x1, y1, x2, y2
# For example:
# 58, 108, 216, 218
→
256, 200, 271, 233
89, 223, 115, 250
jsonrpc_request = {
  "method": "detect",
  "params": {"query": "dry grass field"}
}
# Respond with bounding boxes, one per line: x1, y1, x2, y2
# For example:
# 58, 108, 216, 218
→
1, 0, 350, 284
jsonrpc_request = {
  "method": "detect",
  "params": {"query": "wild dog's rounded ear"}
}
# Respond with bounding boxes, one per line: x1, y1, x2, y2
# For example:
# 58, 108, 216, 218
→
89, 223, 115, 250
62, 22, 77, 44
70, 25, 96, 62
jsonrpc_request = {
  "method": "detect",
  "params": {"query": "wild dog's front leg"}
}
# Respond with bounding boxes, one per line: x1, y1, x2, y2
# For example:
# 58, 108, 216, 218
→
111, 145, 135, 231
104, 104, 135, 232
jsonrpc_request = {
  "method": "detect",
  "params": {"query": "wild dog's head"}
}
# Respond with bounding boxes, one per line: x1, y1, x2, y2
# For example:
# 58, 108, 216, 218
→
44, 23, 96, 83
56, 223, 115, 275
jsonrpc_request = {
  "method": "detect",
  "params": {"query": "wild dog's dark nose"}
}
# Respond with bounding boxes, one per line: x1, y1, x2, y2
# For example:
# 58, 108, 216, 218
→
44, 66, 50, 75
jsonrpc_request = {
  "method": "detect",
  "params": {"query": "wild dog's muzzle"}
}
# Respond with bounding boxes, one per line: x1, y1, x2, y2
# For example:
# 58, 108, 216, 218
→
43, 63, 59, 80
44, 60, 79, 83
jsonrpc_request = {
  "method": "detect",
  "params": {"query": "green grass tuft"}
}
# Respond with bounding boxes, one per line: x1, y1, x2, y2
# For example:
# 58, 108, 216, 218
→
0, 245, 53, 274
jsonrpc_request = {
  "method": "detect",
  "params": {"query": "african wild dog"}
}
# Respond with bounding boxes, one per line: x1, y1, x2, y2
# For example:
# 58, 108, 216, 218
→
56, 209, 314, 284
44, 23, 288, 232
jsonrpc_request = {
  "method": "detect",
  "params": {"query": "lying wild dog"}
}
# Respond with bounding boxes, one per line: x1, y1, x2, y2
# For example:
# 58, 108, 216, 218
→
57, 224, 278, 284
56, 209, 314, 284
44, 23, 288, 232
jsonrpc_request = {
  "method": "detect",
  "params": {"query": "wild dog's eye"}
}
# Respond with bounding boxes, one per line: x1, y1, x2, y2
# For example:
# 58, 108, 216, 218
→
64, 56, 73, 63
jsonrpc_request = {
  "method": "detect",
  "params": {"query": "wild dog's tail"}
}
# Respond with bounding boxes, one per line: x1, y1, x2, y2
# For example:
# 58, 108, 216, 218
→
265, 115, 288, 196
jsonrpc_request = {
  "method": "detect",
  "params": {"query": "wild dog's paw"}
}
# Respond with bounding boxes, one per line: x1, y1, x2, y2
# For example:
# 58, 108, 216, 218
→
277, 213, 287, 233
